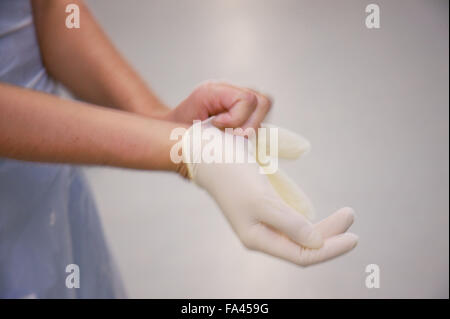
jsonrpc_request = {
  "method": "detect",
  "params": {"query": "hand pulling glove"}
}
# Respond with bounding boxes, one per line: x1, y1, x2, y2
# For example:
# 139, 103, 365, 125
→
179, 118, 358, 266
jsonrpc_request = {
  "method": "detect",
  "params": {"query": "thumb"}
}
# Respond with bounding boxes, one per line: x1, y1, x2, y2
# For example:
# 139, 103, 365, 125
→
212, 94, 258, 129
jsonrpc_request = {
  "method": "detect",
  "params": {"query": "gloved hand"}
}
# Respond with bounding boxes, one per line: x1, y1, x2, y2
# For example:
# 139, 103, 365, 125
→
180, 118, 358, 266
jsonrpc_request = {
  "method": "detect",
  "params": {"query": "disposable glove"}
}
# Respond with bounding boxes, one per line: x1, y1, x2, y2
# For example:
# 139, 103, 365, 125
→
180, 118, 358, 266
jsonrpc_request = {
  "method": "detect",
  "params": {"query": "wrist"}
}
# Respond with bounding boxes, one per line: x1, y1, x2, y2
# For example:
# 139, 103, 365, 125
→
175, 161, 190, 179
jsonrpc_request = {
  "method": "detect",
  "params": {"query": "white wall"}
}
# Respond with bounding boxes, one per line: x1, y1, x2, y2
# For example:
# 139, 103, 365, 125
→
83, 0, 449, 298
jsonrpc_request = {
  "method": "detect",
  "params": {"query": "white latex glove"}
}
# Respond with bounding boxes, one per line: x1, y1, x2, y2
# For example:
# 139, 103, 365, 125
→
181, 118, 358, 266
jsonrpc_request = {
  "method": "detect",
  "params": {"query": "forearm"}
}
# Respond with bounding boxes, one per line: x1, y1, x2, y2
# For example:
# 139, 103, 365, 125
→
0, 83, 185, 171
31, 0, 168, 117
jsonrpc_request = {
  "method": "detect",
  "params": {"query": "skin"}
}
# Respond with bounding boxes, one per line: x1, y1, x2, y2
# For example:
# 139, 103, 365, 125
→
0, 83, 186, 172
0, 0, 271, 174
0, 0, 357, 267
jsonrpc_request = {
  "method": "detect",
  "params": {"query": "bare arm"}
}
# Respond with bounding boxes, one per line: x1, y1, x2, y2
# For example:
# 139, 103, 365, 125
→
31, 0, 168, 117
0, 83, 186, 173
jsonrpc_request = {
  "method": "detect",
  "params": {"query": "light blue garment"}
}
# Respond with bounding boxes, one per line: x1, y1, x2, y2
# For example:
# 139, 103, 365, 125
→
0, 0, 125, 298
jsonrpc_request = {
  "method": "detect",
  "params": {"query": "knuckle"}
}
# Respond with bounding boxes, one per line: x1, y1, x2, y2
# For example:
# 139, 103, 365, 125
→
240, 91, 258, 108
202, 80, 215, 89
297, 249, 314, 267
241, 236, 256, 251
239, 229, 258, 251
196, 81, 215, 94
259, 95, 272, 111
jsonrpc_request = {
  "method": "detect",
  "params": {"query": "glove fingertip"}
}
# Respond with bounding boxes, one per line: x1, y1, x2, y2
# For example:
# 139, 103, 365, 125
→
292, 135, 311, 158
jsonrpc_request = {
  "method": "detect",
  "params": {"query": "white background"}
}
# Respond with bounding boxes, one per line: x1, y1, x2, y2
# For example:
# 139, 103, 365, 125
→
83, 0, 449, 298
